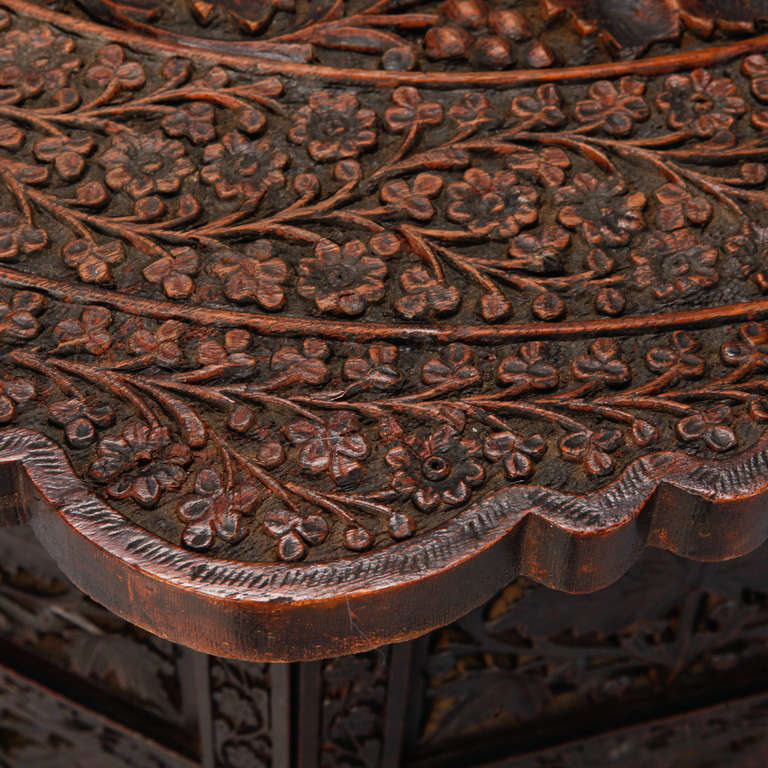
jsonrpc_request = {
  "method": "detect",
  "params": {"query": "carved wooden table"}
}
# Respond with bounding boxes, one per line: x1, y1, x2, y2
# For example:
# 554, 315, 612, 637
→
3, 0, 768, 764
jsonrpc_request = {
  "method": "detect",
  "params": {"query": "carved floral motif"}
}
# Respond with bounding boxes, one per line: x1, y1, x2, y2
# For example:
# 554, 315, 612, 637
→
2, 3, 768, 565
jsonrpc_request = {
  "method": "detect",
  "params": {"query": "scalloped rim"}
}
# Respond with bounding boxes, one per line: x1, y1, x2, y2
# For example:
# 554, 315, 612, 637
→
3, 427, 768, 660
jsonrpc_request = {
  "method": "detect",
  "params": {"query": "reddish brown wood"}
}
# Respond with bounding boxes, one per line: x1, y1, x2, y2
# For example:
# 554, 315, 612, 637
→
2, 0, 768, 662
3, 524, 768, 766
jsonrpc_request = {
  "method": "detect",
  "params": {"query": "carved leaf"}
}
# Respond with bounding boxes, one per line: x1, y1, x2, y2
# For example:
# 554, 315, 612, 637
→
309, 26, 407, 53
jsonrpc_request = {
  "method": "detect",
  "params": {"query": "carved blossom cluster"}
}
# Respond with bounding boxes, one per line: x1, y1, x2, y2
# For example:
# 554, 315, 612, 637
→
90, 424, 191, 507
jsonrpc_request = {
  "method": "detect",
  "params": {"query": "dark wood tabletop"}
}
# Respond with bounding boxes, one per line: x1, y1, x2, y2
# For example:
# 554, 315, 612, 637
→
2, 0, 768, 662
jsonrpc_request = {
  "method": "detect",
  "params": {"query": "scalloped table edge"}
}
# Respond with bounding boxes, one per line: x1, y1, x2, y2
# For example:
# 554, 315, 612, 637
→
2, 427, 768, 661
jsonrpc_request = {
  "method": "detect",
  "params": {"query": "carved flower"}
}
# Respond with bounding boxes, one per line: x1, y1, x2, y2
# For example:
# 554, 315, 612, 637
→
396, 267, 460, 319
560, 428, 622, 476
646, 331, 706, 381
127, 320, 185, 367
421, 343, 479, 388
447, 168, 538, 239
196, 329, 257, 380
343, 343, 402, 392
263, 505, 328, 562
555, 178, 646, 247
676, 405, 736, 452
48, 398, 115, 448
484, 430, 546, 480
654, 183, 712, 231
572, 338, 631, 387
201, 132, 288, 201
384, 87, 444, 132
496, 342, 558, 390
53, 307, 112, 355
381, 173, 443, 221
288, 91, 377, 162
720, 322, 768, 371
449, 91, 497, 130
62, 239, 125, 284
506, 147, 571, 188
270, 339, 330, 387
655, 69, 747, 137
0, 26, 81, 99
286, 411, 369, 487
386, 424, 484, 513
0, 210, 48, 261
0, 377, 35, 424
509, 84, 566, 129
161, 102, 215, 145
557, 174, 646, 247
99, 130, 195, 199
177, 469, 260, 550
90, 424, 191, 507
143, 247, 199, 299
632, 229, 719, 299
297, 240, 386, 316
33, 136, 94, 181
210, 241, 287, 310
508, 225, 570, 274
85, 44, 145, 90
574, 77, 649, 136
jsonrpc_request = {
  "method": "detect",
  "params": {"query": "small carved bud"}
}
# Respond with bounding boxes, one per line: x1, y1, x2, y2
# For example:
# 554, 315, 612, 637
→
55, 87, 80, 111
388, 512, 416, 540
480, 292, 513, 322
293, 173, 320, 199
334, 159, 361, 183
345, 526, 373, 551
595, 287, 626, 317
228, 404, 256, 433
442, 0, 488, 29
488, 9, 531, 40
472, 35, 514, 69
425, 25, 473, 60
76, 181, 109, 208
525, 40, 556, 68
532, 292, 565, 320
